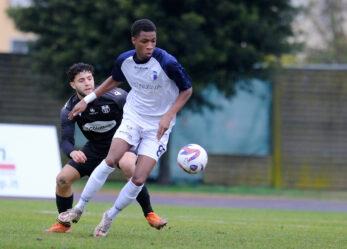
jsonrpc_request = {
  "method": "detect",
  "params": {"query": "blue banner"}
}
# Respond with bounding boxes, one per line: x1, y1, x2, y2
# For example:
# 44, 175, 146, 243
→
164, 79, 272, 182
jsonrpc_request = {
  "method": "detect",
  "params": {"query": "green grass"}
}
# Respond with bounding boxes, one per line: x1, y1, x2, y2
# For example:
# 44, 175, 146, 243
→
74, 179, 347, 200
1, 199, 347, 249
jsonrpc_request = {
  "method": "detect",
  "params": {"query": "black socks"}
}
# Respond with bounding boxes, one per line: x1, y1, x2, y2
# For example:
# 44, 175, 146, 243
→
136, 185, 153, 217
56, 193, 73, 214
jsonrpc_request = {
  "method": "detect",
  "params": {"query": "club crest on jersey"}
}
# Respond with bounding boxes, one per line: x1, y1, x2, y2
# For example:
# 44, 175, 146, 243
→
88, 107, 98, 115
153, 71, 158, 80
88, 108, 98, 115
101, 105, 110, 114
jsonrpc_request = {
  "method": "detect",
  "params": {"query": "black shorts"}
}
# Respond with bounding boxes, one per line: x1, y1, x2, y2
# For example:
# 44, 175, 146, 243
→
67, 142, 109, 178
67, 142, 137, 178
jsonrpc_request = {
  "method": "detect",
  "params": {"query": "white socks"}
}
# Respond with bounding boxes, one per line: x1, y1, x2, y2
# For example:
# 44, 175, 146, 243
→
107, 179, 143, 219
76, 160, 115, 211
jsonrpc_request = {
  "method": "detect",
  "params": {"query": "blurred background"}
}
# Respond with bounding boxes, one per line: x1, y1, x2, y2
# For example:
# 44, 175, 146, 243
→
1, 0, 347, 190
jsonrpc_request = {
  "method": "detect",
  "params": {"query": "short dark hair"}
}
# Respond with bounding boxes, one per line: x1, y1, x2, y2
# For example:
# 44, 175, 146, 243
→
66, 62, 94, 82
131, 19, 157, 37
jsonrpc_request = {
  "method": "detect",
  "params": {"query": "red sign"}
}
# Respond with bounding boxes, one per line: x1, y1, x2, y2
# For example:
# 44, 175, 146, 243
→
0, 164, 16, 170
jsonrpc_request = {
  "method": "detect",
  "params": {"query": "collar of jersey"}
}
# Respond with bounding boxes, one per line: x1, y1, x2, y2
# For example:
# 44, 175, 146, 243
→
133, 53, 151, 64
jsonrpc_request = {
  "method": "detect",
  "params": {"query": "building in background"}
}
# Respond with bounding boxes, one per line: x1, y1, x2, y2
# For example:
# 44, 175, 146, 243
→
0, 0, 35, 54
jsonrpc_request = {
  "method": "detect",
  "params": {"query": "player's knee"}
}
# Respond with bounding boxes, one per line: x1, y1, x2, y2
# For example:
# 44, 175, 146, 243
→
119, 159, 135, 178
131, 175, 145, 186
56, 175, 72, 190
105, 157, 119, 168
119, 156, 134, 169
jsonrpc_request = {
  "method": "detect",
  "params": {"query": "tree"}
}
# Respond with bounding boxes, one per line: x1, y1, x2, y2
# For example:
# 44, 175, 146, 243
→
8, 0, 297, 108
8, 0, 297, 185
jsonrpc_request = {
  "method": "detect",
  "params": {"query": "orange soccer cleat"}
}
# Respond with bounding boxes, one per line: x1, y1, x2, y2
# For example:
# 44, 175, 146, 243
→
146, 212, 167, 230
44, 222, 71, 233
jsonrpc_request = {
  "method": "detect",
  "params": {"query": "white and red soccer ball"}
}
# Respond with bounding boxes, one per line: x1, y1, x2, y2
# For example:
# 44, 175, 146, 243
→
177, 144, 208, 174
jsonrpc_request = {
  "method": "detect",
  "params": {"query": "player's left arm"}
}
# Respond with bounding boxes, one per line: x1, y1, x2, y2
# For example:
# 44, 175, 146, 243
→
157, 87, 192, 140
157, 58, 193, 140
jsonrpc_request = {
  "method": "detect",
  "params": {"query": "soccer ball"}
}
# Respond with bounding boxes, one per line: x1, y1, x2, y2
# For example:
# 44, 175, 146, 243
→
177, 144, 208, 174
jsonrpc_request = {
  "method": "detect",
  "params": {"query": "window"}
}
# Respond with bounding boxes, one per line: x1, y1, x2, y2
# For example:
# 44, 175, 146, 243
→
10, 0, 32, 7
11, 40, 29, 54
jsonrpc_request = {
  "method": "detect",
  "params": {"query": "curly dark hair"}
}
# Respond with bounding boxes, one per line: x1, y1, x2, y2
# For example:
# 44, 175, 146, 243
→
131, 19, 156, 38
66, 62, 94, 82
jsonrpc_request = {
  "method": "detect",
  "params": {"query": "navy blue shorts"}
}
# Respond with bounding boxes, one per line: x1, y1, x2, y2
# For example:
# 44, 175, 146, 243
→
67, 142, 136, 178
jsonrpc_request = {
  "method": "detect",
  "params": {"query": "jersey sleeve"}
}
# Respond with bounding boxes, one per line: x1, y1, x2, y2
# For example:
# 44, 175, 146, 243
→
111, 51, 134, 82
166, 59, 192, 92
111, 58, 126, 82
60, 107, 75, 157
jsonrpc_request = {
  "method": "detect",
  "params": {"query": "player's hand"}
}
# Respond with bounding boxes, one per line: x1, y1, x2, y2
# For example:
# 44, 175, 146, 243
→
157, 114, 172, 140
70, 150, 87, 163
68, 100, 87, 120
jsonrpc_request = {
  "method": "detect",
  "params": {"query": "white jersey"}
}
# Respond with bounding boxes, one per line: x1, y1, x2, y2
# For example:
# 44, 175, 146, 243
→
112, 47, 192, 129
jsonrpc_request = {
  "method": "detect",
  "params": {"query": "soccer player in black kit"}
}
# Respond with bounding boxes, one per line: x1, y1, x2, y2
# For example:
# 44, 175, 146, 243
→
45, 62, 166, 233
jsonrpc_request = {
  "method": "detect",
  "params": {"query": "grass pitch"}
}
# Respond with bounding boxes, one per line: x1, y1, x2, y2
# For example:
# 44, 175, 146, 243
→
1, 198, 347, 249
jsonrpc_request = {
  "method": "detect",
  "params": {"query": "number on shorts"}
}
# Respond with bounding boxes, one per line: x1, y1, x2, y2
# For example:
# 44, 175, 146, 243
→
156, 145, 166, 157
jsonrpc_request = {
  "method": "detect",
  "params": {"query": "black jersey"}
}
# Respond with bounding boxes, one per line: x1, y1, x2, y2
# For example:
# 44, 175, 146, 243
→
60, 88, 127, 157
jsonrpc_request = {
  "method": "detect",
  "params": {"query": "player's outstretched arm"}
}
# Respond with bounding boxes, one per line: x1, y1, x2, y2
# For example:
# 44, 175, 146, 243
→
94, 76, 121, 97
157, 87, 192, 140
68, 76, 121, 120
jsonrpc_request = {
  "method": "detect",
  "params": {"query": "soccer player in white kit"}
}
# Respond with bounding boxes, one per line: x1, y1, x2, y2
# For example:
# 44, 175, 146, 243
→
58, 18, 193, 237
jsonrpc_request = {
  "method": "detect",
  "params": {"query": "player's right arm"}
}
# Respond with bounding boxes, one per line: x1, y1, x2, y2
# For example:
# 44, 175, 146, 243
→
68, 76, 121, 120
69, 150, 87, 163
61, 106, 87, 163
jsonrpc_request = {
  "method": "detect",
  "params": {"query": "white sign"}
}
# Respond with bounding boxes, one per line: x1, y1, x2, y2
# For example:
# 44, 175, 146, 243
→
0, 123, 61, 198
